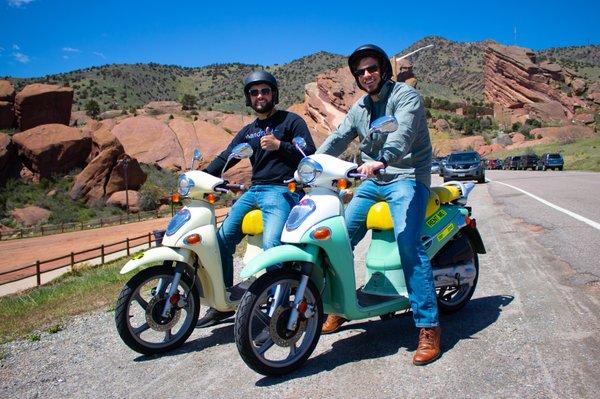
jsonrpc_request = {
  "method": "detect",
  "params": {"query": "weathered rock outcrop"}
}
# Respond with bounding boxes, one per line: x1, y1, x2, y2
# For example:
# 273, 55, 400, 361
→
14, 84, 74, 131
303, 67, 363, 133
0, 80, 16, 129
70, 131, 145, 204
12, 124, 91, 178
11, 206, 51, 226
0, 133, 17, 183
484, 43, 588, 122
107, 190, 141, 212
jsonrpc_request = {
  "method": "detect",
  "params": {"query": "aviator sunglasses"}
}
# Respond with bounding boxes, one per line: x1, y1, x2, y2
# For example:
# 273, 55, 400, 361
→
354, 64, 379, 77
248, 87, 272, 96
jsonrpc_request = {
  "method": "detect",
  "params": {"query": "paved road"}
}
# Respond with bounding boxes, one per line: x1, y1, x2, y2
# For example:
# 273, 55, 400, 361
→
1, 173, 599, 398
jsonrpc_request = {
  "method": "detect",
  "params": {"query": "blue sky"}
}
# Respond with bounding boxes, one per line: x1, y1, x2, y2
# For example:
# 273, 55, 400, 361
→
1, 0, 599, 78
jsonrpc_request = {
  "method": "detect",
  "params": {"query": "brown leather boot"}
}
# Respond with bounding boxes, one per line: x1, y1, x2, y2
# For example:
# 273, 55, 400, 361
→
412, 326, 442, 366
321, 315, 347, 334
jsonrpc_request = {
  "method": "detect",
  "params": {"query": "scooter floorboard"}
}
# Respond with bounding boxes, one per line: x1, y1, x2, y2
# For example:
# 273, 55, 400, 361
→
356, 287, 406, 307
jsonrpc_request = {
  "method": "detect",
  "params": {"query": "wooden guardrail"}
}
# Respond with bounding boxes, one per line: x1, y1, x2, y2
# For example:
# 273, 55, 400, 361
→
0, 209, 175, 241
0, 213, 227, 288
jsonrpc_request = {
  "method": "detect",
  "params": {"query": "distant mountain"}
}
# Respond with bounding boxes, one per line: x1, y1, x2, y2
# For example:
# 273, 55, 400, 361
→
4, 38, 599, 113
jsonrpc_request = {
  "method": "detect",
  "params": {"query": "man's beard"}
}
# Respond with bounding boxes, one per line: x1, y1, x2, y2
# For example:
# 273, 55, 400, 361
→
252, 99, 275, 114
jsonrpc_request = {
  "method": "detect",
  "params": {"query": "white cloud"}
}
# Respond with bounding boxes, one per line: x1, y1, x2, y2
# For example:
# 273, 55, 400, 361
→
8, 0, 34, 7
62, 47, 80, 53
13, 52, 30, 63
62, 55, 69, 60
13, 44, 20, 50
93, 51, 106, 59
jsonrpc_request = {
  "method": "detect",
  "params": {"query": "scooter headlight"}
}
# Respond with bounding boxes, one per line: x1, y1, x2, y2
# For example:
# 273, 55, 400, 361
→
297, 158, 323, 184
286, 198, 316, 231
178, 175, 195, 196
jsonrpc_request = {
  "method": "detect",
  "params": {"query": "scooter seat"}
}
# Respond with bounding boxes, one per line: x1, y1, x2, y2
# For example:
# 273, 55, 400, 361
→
365, 190, 442, 231
241, 209, 263, 235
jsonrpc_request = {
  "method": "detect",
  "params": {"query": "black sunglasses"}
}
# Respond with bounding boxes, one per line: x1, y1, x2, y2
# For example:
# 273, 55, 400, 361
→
248, 87, 272, 96
354, 64, 379, 77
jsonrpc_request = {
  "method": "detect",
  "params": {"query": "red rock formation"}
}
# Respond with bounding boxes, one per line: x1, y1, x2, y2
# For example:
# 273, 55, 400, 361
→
12, 124, 91, 178
107, 190, 141, 212
11, 206, 51, 226
0, 133, 16, 183
70, 131, 145, 204
484, 43, 588, 121
14, 84, 74, 131
0, 80, 16, 129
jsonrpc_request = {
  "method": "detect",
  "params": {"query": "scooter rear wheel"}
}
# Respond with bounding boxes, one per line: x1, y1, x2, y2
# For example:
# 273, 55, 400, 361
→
115, 264, 200, 355
234, 269, 323, 376
436, 250, 479, 314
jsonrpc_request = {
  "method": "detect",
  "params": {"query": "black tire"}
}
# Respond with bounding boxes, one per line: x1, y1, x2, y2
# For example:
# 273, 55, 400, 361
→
443, 177, 448, 182
436, 243, 479, 314
477, 174, 485, 184
115, 264, 200, 355
234, 269, 323, 376
558, 166, 563, 171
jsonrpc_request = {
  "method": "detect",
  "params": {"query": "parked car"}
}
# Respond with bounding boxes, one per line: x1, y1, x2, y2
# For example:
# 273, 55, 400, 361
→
495, 159, 504, 170
503, 156, 513, 170
442, 150, 485, 183
521, 154, 540, 170
486, 159, 497, 169
509, 155, 522, 170
431, 160, 441, 174
539, 153, 564, 171
438, 156, 448, 177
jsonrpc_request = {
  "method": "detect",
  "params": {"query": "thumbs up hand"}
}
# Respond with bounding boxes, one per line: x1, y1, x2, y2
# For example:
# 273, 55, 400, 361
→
260, 127, 281, 151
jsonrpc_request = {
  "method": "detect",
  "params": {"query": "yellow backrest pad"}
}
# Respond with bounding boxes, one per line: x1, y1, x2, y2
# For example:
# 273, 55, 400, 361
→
365, 190, 445, 231
241, 209, 263, 235
431, 185, 461, 203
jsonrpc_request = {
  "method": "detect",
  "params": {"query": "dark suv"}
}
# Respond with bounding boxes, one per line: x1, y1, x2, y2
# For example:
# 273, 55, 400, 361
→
509, 155, 522, 170
521, 154, 540, 170
503, 156, 512, 170
442, 151, 485, 183
540, 153, 564, 171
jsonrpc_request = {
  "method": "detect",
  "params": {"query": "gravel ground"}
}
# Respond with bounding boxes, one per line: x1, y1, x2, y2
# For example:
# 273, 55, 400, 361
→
1, 180, 599, 398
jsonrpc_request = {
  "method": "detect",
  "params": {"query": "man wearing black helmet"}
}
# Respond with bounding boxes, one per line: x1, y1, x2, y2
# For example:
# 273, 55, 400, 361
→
316, 45, 441, 365
197, 71, 316, 327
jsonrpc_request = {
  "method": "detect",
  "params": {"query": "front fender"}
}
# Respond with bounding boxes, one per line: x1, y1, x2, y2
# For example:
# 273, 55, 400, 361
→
120, 246, 194, 274
240, 244, 318, 279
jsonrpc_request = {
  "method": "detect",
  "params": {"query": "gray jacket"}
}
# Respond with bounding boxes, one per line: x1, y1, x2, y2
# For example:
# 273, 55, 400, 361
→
316, 80, 432, 187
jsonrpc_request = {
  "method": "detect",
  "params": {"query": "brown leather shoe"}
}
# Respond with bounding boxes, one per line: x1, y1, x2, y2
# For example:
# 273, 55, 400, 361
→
412, 326, 442, 366
321, 314, 347, 334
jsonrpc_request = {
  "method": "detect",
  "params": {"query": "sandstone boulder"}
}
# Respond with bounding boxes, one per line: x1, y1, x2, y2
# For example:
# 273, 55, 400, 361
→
477, 143, 505, 156
11, 206, 51, 227
434, 119, 450, 132
512, 133, 526, 143
493, 134, 513, 146
99, 110, 124, 120
0, 80, 15, 101
15, 84, 73, 131
70, 130, 146, 204
107, 190, 141, 212
0, 80, 16, 129
110, 116, 185, 170
574, 113, 595, 125
144, 101, 181, 115
12, 124, 91, 178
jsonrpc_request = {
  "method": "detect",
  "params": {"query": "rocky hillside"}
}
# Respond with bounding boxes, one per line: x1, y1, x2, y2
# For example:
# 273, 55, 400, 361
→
6, 53, 346, 115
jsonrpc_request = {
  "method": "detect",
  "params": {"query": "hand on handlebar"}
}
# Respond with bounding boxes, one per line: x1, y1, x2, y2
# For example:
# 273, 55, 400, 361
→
357, 161, 386, 178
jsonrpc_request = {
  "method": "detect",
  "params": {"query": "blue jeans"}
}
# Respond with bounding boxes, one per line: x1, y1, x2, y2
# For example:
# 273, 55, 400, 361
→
345, 179, 439, 328
217, 185, 300, 287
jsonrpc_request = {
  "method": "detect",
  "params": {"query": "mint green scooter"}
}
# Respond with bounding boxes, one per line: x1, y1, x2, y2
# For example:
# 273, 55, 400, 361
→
234, 116, 486, 376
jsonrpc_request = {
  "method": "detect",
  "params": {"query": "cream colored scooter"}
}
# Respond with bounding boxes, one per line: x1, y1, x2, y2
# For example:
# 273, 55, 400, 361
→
115, 144, 262, 355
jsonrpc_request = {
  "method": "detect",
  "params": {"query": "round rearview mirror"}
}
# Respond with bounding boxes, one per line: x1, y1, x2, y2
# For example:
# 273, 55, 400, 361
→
292, 137, 307, 150
193, 149, 202, 161
230, 143, 253, 160
369, 115, 398, 135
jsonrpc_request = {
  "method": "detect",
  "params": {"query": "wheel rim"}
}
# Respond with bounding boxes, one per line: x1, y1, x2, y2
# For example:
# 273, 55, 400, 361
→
125, 273, 196, 350
248, 278, 319, 368
436, 259, 477, 306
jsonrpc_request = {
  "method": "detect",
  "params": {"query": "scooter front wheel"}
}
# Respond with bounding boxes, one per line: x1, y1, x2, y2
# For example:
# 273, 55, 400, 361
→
115, 264, 200, 355
234, 269, 323, 376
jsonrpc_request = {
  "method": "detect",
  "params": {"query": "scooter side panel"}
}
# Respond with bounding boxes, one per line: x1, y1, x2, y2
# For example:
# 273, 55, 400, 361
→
120, 247, 194, 274
240, 245, 318, 280
161, 203, 214, 247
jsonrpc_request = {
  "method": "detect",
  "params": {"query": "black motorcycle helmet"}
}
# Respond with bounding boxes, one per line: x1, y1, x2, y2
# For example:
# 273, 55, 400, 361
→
348, 44, 393, 92
243, 71, 279, 106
